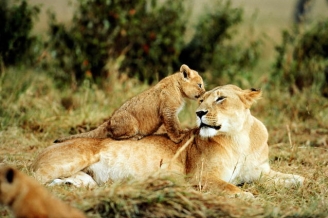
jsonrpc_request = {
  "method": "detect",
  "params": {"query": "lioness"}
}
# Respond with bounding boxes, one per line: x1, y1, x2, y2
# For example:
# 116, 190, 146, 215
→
33, 85, 304, 197
0, 165, 85, 218
55, 64, 205, 143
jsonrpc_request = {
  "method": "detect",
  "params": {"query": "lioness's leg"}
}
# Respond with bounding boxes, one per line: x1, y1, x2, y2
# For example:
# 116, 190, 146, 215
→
262, 170, 305, 187
54, 121, 110, 143
191, 175, 254, 198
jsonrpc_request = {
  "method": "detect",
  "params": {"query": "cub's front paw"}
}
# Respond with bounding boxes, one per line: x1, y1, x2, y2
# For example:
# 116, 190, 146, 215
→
170, 134, 186, 143
179, 128, 191, 134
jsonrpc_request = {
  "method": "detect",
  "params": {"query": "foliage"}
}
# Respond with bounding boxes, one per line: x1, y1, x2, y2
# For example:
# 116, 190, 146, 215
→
46, 0, 187, 84
179, 0, 262, 87
179, 0, 242, 71
45, 0, 261, 86
0, 0, 40, 67
272, 19, 328, 96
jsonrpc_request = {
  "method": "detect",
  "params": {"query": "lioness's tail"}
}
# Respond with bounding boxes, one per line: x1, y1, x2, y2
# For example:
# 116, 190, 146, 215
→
54, 120, 110, 143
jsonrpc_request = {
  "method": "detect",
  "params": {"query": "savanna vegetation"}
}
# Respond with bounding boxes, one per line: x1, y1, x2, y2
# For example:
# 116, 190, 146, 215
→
0, 0, 328, 217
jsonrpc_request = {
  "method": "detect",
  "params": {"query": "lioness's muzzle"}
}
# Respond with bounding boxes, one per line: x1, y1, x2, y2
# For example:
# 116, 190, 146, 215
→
199, 122, 221, 130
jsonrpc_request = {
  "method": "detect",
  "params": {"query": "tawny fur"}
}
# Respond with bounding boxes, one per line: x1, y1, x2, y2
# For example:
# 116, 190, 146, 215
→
55, 64, 205, 143
33, 85, 304, 197
0, 165, 85, 218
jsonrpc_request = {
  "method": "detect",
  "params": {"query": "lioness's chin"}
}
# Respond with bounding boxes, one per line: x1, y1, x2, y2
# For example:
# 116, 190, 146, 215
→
199, 127, 218, 138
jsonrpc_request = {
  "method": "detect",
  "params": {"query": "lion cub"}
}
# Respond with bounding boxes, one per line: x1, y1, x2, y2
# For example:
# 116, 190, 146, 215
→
55, 64, 205, 143
0, 165, 86, 218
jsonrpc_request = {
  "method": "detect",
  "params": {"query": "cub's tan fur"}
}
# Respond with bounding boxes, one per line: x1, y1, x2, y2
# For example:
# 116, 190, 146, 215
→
0, 165, 85, 218
33, 85, 304, 197
55, 64, 205, 143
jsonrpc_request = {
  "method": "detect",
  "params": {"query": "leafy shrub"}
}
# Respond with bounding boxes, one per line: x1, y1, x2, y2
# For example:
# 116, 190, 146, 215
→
0, 0, 40, 67
272, 20, 328, 96
179, 0, 261, 87
179, 1, 242, 71
45, 0, 259, 86
46, 0, 186, 84
40, 0, 264, 87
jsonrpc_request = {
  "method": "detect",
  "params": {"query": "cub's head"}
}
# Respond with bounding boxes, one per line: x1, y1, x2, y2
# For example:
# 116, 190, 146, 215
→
0, 165, 20, 205
195, 85, 261, 138
179, 64, 205, 100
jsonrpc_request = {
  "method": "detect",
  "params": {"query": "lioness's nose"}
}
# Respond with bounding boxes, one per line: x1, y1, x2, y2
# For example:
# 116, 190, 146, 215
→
196, 110, 208, 119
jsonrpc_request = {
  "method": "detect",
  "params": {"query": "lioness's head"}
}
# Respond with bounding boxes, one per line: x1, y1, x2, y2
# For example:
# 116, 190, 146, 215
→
195, 85, 261, 138
179, 64, 205, 99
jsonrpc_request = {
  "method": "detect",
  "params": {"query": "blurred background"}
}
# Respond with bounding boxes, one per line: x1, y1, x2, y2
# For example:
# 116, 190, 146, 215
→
1, 0, 327, 88
1, 0, 328, 132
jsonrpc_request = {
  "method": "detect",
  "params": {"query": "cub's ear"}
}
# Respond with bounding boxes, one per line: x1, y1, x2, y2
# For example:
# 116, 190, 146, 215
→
241, 88, 262, 108
5, 167, 15, 184
180, 64, 191, 79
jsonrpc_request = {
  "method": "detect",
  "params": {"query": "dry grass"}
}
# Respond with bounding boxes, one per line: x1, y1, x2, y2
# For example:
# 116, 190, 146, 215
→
81, 177, 264, 218
1, 65, 328, 217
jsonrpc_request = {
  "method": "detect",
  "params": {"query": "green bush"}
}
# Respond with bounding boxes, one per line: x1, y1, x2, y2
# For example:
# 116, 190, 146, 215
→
46, 0, 186, 84
179, 1, 243, 71
45, 0, 259, 85
272, 20, 328, 96
0, 0, 263, 88
0, 0, 40, 67
179, 1, 261, 87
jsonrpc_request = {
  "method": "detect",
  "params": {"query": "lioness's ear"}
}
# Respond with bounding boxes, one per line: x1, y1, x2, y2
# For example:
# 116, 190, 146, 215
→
5, 167, 15, 183
241, 88, 262, 108
180, 64, 191, 79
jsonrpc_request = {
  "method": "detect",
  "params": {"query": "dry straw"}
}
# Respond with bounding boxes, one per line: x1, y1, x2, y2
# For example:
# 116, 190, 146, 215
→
85, 177, 262, 218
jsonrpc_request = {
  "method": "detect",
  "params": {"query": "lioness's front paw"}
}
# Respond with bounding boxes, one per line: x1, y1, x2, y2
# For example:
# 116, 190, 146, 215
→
270, 173, 305, 188
281, 175, 305, 187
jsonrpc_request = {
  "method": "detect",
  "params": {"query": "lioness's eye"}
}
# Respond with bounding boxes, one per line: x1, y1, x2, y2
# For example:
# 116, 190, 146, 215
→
216, 96, 226, 103
198, 84, 202, 88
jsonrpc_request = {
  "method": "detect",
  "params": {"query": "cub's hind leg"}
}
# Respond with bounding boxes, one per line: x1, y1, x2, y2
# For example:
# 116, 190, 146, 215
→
108, 111, 143, 140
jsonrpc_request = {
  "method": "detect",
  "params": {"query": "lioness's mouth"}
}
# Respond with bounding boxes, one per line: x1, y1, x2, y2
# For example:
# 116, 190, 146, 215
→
199, 122, 221, 130
195, 95, 201, 99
